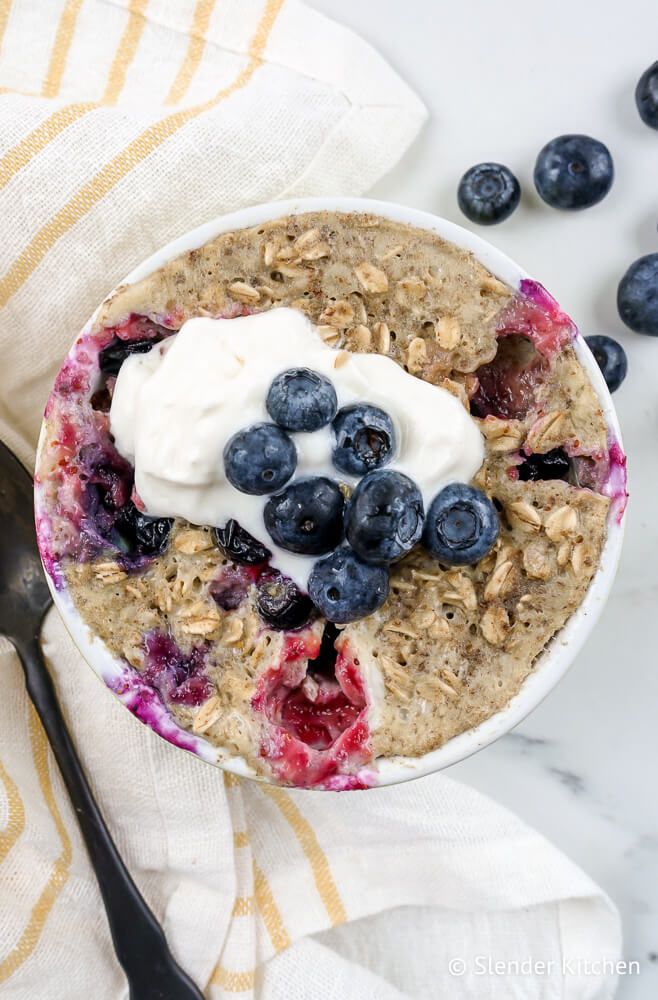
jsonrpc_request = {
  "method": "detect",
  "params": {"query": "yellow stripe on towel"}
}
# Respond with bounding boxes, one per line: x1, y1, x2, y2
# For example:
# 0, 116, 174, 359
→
210, 964, 256, 992
41, 0, 85, 98
260, 785, 347, 927
0, 0, 285, 309
0, 707, 72, 983
101, 0, 149, 105
253, 861, 291, 952
0, 757, 25, 864
165, 0, 217, 105
0, 102, 96, 192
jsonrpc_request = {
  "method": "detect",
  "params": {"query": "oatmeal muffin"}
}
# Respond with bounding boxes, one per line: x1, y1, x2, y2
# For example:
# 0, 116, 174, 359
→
35, 210, 627, 789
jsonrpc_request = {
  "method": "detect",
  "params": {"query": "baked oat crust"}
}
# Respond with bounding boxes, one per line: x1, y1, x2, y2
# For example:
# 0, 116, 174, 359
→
38, 211, 614, 785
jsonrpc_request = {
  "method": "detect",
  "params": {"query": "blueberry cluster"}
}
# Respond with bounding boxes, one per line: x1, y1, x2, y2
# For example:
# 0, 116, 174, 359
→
454, 60, 658, 386
221, 368, 500, 625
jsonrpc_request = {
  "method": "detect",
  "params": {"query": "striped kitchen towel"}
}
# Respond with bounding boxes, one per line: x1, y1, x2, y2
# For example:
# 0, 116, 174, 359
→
0, 2, 621, 998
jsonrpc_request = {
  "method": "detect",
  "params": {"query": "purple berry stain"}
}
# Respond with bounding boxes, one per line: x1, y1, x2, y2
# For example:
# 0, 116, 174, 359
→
107, 667, 203, 755
143, 631, 213, 706
209, 565, 256, 610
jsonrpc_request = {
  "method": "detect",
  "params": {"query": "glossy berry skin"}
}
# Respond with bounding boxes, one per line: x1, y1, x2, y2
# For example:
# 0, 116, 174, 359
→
266, 368, 337, 432
457, 162, 521, 225
264, 477, 344, 555
617, 254, 658, 337
635, 62, 658, 129
518, 448, 570, 483
308, 548, 389, 623
422, 484, 499, 566
332, 404, 395, 476
115, 502, 173, 557
345, 470, 424, 565
212, 519, 270, 565
585, 336, 628, 393
256, 573, 314, 630
534, 135, 614, 210
224, 423, 296, 495
98, 337, 157, 376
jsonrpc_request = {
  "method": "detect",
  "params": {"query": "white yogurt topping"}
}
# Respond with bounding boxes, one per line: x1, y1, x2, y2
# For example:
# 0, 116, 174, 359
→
110, 308, 484, 587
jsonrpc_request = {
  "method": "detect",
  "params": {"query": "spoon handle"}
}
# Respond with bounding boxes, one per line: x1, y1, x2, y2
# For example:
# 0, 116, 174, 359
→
15, 628, 205, 1000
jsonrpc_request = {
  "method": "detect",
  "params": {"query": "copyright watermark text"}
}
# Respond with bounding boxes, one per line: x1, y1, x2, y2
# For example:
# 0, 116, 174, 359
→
447, 956, 640, 977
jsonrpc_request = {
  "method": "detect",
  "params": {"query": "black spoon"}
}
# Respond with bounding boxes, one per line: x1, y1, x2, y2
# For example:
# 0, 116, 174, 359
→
0, 439, 205, 1000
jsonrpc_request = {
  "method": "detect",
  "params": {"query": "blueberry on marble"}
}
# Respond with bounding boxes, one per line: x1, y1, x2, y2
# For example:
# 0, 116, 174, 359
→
308, 547, 389, 623
224, 423, 296, 495
585, 335, 628, 393
635, 62, 658, 129
518, 448, 571, 483
457, 162, 521, 225
256, 573, 314, 630
212, 519, 270, 565
345, 470, 424, 565
264, 477, 344, 555
617, 254, 658, 337
422, 484, 499, 565
534, 135, 614, 210
115, 502, 173, 557
266, 368, 337, 432
332, 404, 395, 476
98, 337, 156, 376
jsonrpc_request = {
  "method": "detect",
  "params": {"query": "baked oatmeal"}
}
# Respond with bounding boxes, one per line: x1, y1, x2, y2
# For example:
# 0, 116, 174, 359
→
35, 211, 627, 789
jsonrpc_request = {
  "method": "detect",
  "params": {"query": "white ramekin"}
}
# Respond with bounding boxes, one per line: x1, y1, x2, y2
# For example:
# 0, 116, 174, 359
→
35, 197, 626, 788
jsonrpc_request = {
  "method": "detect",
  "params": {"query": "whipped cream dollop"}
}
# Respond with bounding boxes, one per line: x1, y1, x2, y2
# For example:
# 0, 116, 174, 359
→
110, 308, 484, 587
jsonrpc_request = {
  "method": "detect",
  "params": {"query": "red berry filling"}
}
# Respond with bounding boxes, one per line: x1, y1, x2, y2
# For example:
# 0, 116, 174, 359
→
496, 279, 576, 358
471, 335, 546, 420
280, 681, 362, 750
471, 282, 575, 421
252, 625, 371, 787
112, 314, 172, 343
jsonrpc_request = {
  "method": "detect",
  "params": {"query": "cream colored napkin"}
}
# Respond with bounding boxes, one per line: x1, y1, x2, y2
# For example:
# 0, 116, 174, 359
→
0, 1, 621, 997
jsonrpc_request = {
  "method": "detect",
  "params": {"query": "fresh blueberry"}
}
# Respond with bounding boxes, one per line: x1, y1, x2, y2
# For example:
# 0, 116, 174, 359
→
617, 254, 658, 337
345, 470, 424, 565
534, 135, 614, 210
115, 502, 173, 557
266, 368, 337, 432
224, 423, 296, 495
585, 335, 628, 392
99, 337, 157, 376
212, 519, 270, 565
308, 548, 389, 623
256, 572, 314, 630
635, 62, 658, 129
457, 162, 521, 225
264, 477, 344, 555
518, 448, 571, 482
422, 484, 499, 565
332, 404, 395, 476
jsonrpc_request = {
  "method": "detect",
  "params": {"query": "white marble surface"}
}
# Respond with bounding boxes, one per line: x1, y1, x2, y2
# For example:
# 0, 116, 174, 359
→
306, 1, 658, 995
